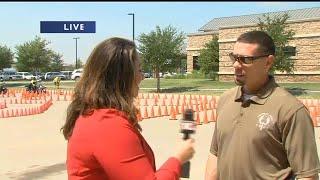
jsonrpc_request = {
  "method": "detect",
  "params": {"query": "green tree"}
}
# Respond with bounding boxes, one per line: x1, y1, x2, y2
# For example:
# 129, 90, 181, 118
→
138, 25, 185, 92
198, 35, 219, 74
0, 45, 14, 70
71, 58, 84, 69
258, 13, 295, 73
49, 51, 64, 71
176, 53, 187, 74
15, 36, 52, 72
140, 55, 152, 74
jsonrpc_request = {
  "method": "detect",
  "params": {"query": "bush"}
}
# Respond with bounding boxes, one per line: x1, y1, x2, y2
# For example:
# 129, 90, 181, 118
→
186, 70, 206, 79
163, 70, 218, 80
205, 71, 219, 80
164, 73, 187, 79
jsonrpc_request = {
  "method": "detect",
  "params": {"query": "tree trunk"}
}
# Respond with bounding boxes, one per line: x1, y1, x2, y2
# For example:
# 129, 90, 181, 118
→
156, 67, 160, 93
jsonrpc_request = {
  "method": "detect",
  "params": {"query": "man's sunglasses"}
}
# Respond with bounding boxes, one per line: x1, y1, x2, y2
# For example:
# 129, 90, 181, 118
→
229, 52, 269, 64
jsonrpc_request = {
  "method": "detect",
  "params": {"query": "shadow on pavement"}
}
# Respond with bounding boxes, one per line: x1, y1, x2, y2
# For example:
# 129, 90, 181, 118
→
285, 87, 307, 96
150, 86, 200, 93
5, 163, 66, 180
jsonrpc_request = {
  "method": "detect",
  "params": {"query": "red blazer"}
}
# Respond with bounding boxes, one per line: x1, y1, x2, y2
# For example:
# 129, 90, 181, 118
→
67, 108, 181, 180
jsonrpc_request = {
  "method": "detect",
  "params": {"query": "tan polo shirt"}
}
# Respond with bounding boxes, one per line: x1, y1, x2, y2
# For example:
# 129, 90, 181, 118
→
210, 76, 320, 179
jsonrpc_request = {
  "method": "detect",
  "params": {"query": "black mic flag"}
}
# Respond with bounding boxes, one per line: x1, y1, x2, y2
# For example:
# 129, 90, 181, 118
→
180, 109, 196, 178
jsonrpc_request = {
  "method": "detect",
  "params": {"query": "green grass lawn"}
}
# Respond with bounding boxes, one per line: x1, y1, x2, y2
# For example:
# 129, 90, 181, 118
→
4, 79, 320, 98
145, 79, 320, 89
140, 79, 236, 89
139, 78, 320, 98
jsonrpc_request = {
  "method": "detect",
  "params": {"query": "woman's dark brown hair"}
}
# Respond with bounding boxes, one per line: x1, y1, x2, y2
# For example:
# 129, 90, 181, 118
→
61, 37, 141, 140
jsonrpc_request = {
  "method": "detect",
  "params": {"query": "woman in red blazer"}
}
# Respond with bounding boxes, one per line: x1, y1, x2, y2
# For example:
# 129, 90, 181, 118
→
61, 37, 195, 180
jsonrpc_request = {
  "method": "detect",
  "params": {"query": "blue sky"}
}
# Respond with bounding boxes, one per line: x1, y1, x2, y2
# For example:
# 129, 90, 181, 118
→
1, 2, 320, 65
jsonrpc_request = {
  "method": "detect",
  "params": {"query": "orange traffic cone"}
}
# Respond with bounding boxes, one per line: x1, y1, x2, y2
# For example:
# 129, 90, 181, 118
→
199, 102, 204, 111
11, 109, 15, 117
175, 105, 179, 115
196, 104, 200, 112
4, 109, 9, 118
158, 105, 162, 117
309, 107, 317, 127
161, 99, 166, 106
203, 110, 208, 124
169, 98, 173, 106
181, 105, 185, 115
195, 111, 201, 125
208, 101, 212, 110
0, 110, 4, 118
211, 109, 217, 122
19, 108, 23, 116
149, 106, 155, 118
154, 96, 158, 106
142, 106, 148, 119
163, 106, 169, 116
15, 109, 19, 117
137, 112, 142, 121
169, 106, 177, 120
204, 96, 208, 104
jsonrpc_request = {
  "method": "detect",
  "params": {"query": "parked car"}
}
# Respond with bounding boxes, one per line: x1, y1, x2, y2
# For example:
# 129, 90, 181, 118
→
0, 72, 23, 80
71, 68, 83, 81
33, 72, 45, 80
44, 72, 66, 80
60, 71, 73, 80
17, 72, 36, 80
163, 72, 173, 78
144, 72, 151, 78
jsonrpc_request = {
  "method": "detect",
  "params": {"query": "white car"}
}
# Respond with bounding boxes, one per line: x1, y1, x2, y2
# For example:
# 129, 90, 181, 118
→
44, 72, 66, 80
17, 72, 36, 80
71, 68, 83, 80
60, 71, 73, 80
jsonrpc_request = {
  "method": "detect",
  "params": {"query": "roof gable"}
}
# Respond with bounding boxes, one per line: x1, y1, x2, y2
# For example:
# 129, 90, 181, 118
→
199, 7, 320, 32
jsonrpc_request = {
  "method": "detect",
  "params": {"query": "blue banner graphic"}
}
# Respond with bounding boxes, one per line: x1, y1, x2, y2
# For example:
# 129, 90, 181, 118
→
40, 21, 96, 33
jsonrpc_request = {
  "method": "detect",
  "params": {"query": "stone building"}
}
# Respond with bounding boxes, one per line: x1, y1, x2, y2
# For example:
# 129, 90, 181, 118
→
187, 7, 320, 82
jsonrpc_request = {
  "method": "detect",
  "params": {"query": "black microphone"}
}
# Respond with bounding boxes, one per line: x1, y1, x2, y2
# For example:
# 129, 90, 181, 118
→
180, 109, 196, 178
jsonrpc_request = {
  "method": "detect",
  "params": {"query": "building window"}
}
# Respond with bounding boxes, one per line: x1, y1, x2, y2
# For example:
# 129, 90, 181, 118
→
193, 56, 200, 70
284, 46, 296, 57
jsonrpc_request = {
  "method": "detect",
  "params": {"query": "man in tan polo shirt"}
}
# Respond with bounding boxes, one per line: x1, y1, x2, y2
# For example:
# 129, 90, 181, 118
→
205, 30, 320, 180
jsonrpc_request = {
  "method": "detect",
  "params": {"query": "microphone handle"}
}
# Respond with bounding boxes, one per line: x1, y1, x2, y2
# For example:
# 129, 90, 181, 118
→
183, 132, 189, 140
181, 161, 191, 178
181, 132, 190, 178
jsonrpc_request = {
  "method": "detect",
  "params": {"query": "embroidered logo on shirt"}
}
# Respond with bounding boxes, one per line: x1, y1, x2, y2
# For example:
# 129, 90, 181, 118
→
256, 113, 274, 131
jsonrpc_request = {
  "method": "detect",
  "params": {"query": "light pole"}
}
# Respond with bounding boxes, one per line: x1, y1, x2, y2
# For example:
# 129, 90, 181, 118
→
128, 13, 135, 41
73, 37, 80, 69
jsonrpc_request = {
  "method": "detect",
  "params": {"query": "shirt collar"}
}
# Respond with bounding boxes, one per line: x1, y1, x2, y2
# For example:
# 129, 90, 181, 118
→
234, 76, 278, 105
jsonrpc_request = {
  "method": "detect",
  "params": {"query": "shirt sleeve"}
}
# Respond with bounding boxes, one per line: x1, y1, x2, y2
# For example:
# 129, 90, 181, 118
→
210, 121, 218, 156
92, 118, 181, 180
282, 106, 320, 178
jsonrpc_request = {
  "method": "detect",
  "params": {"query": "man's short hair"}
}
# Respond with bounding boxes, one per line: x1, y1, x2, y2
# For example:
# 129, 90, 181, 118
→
237, 30, 275, 56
